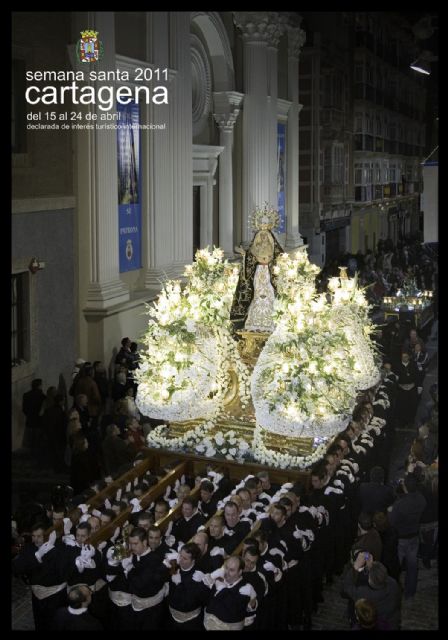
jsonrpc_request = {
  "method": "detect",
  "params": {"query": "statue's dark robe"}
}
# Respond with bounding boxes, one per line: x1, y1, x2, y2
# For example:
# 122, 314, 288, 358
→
230, 231, 284, 334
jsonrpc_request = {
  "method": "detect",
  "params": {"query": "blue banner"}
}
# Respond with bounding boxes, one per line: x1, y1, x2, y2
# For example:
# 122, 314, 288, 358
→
277, 122, 286, 233
118, 101, 141, 272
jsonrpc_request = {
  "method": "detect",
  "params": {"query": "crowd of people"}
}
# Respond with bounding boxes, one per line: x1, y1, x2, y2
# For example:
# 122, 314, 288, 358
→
318, 238, 438, 311
13, 346, 438, 629
14, 244, 438, 631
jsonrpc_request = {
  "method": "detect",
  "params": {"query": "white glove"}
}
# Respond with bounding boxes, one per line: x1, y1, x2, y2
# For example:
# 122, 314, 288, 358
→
164, 486, 172, 500
104, 476, 113, 484
81, 544, 96, 560
84, 557, 97, 570
171, 572, 182, 585
130, 498, 142, 513
35, 536, 56, 563
210, 567, 225, 581
116, 488, 122, 501
121, 556, 133, 571
418, 387, 423, 394
78, 504, 89, 515
192, 570, 205, 583
92, 509, 102, 519
110, 527, 120, 544
210, 546, 224, 557
263, 561, 276, 573
104, 498, 112, 510
165, 551, 178, 562
203, 573, 215, 588
239, 583, 256, 599
63, 534, 77, 547
125, 482, 132, 493
75, 555, 86, 573
133, 477, 139, 488
63, 518, 73, 536
293, 527, 302, 540
98, 541, 107, 552
79, 514, 90, 523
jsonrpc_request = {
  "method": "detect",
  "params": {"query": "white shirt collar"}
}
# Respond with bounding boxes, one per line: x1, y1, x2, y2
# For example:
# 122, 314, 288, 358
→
68, 606, 88, 615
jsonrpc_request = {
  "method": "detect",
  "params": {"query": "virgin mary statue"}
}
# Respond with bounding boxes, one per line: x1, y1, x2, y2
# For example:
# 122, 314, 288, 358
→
230, 206, 284, 334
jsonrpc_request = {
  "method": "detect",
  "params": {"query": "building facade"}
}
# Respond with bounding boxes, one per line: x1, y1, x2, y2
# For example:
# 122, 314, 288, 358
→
12, 11, 306, 448
298, 12, 427, 266
11, 11, 433, 449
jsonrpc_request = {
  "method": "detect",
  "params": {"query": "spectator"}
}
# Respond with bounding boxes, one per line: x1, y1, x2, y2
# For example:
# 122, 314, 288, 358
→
22, 379, 45, 453
372, 511, 401, 581
69, 433, 101, 496
52, 584, 103, 630
388, 473, 426, 600
341, 554, 401, 629
41, 393, 68, 473
115, 337, 133, 371
358, 466, 395, 515
101, 423, 136, 477
352, 598, 391, 630
393, 352, 419, 429
351, 512, 383, 561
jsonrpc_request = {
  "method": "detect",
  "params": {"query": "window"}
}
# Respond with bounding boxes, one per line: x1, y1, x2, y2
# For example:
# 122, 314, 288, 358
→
354, 164, 363, 185
355, 112, 363, 133
11, 272, 29, 367
324, 147, 332, 184
375, 163, 381, 183
332, 144, 344, 184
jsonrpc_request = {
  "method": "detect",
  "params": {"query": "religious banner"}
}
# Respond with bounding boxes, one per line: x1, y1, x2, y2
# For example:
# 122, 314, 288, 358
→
118, 101, 141, 272
277, 122, 286, 233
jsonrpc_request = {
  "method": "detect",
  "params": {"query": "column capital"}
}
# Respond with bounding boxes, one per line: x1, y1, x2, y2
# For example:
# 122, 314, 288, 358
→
287, 26, 306, 58
233, 12, 286, 46
213, 91, 244, 132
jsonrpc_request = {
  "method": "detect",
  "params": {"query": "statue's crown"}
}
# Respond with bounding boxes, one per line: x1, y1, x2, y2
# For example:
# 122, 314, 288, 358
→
250, 203, 280, 231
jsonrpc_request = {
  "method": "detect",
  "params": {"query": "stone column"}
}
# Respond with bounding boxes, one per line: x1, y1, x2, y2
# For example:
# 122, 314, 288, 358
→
234, 12, 283, 243
77, 12, 129, 308
213, 91, 244, 256
266, 20, 286, 210
140, 12, 193, 292
285, 20, 306, 249
170, 12, 193, 268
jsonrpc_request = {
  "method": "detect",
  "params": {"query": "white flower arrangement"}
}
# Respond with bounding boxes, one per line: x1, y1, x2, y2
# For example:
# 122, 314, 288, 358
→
137, 245, 380, 471
251, 251, 380, 441
146, 420, 216, 451
136, 247, 250, 423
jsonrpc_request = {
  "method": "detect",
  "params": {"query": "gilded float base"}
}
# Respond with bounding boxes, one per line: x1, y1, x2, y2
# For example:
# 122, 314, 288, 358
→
165, 329, 314, 460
